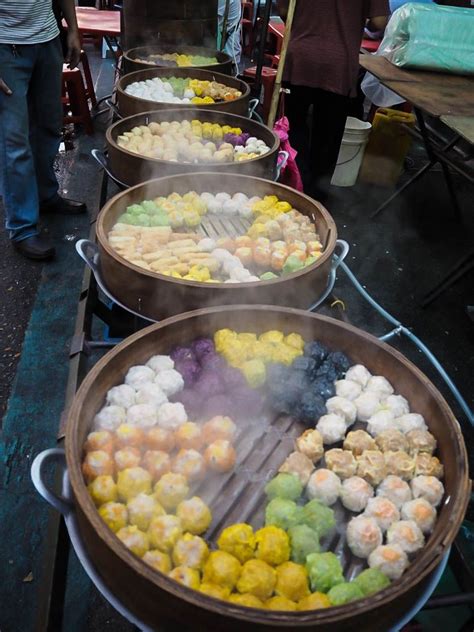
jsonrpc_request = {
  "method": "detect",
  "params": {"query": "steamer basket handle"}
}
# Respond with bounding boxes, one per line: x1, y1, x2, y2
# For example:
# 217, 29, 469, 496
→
31, 448, 72, 516
105, 98, 123, 120
248, 98, 263, 122
307, 239, 350, 312
76, 239, 100, 276
274, 150, 289, 181
90, 149, 128, 189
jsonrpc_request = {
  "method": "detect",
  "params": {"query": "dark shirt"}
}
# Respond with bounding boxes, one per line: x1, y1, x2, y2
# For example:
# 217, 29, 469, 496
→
284, 0, 389, 96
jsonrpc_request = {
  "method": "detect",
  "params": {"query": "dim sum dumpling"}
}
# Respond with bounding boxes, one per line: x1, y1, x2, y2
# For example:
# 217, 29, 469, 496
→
396, 413, 427, 435
380, 394, 409, 418
306, 469, 341, 506
316, 414, 347, 445
125, 365, 156, 390
343, 430, 376, 456
155, 369, 185, 397
346, 515, 383, 559
410, 476, 444, 507
126, 403, 158, 428
157, 402, 188, 430
106, 384, 136, 409
335, 379, 362, 401
325, 397, 357, 427
146, 355, 174, 373
353, 392, 382, 422
386, 520, 425, 554
368, 544, 409, 580
406, 429, 437, 456
94, 405, 126, 431
345, 365, 372, 388
364, 496, 400, 532
401, 498, 437, 534
135, 383, 168, 408
365, 376, 394, 398
367, 410, 396, 437
375, 429, 408, 453
324, 449, 357, 480
340, 477, 374, 513
376, 475, 412, 509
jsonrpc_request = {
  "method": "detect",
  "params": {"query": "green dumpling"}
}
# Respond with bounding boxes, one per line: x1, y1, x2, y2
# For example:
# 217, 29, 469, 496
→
265, 498, 302, 531
117, 213, 139, 225
149, 214, 170, 227
260, 272, 279, 281
282, 255, 305, 275
264, 473, 303, 501
306, 552, 344, 593
353, 568, 390, 597
135, 213, 151, 226
141, 200, 159, 214
126, 203, 146, 215
328, 582, 364, 606
287, 524, 320, 565
301, 500, 336, 538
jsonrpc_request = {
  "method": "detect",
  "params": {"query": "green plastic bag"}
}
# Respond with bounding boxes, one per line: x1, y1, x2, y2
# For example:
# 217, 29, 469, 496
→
379, 2, 474, 74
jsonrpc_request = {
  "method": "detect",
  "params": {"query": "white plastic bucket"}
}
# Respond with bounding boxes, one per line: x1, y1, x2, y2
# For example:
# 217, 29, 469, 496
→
331, 117, 372, 187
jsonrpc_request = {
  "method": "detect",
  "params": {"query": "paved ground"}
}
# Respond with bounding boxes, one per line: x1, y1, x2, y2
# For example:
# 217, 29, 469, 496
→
0, 46, 473, 632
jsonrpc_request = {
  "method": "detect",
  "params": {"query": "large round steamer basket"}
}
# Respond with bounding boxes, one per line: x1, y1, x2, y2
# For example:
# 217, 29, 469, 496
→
105, 109, 280, 187
64, 306, 469, 632
96, 173, 338, 321
116, 68, 251, 118
123, 45, 233, 76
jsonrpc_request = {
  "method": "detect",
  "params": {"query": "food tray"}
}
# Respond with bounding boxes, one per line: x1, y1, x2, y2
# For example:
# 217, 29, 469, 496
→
123, 45, 233, 76
94, 173, 338, 320
116, 68, 251, 118
60, 306, 469, 631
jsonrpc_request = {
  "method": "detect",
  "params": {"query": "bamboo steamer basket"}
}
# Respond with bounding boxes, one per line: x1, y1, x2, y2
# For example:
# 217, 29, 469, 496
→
66, 306, 469, 632
96, 173, 337, 320
123, 45, 233, 76
106, 109, 280, 187
116, 68, 251, 118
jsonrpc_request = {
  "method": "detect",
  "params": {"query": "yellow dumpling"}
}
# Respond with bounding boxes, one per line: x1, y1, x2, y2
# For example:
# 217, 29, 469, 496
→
228, 593, 264, 608
237, 559, 276, 601
142, 549, 172, 574
259, 330, 284, 344
116, 525, 150, 557
169, 566, 200, 590
275, 562, 310, 602
172, 533, 209, 570
217, 523, 256, 564
214, 328, 238, 353
176, 497, 212, 535
88, 475, 118, 506
199, 583, 231, 600
284, 333, 305, 351
241, 359, 266, 388
265, 595, 298, 611
298, 592, 331, 610
148, 515, 183, 552
127, 493, 166, 531
202, 551, 242, 591
98, 501, 128, 533
154, 472, 189, 511
117, 467, 152, 502
255, 526, 290, 566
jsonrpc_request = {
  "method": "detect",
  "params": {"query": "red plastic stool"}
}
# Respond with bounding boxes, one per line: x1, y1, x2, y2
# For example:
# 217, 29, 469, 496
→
244, 65, 277, 121
62, 66, 94, 135
80, 50, 97, 108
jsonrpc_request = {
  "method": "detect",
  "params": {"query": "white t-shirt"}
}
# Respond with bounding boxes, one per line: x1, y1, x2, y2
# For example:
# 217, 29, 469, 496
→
0, 0, 59, 45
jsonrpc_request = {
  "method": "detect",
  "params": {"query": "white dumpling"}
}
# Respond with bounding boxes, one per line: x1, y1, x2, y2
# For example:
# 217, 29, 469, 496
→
197, 238, 217, 253
345, 364, 372, 388
376, 475, 412, 509
401, 498, 437, 533
94, 405, 126, 431
410, 476, 444, 507
367, 410, 396, 437
386, 520, 425, 554
364, 496, 400, 532
146, 355, 174, 373
368, 544, 409, 580
306, 469, 341, 506
381, 394, 410, 418
346, 515, 383, 559
126, 403, 157, 428
316, 414, 347, 444
156, 402, 188, 430
325, 397, 357, 426
340, 476, 374, 512
365, 376, 394, 398
354, 391, 382, 422
335, 379, 362, 401
106, 384, 136, 409
154, 369, 184, 397
125, 365, 156, 390
135, 383, 168, 408
396, 413, 427, 434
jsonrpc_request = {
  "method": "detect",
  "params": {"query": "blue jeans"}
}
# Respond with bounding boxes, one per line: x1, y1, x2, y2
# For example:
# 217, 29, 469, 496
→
0, 37, 63, 242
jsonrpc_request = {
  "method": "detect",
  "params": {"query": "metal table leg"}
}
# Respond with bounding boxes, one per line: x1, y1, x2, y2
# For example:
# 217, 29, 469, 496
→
422, 247, 474, 308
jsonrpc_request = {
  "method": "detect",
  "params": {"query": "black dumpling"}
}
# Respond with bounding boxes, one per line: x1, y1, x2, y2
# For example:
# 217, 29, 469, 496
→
315, 361, 339, 383
326, 351, 351, 374
303, 341, 328, 366
292, 355, 318, 376
296, 391, 327, 423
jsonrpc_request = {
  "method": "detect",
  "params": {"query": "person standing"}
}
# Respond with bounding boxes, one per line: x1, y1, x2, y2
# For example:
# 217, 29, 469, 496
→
0, 0, 86, 261
278, 0, 389, 200
218, 0, 242, 65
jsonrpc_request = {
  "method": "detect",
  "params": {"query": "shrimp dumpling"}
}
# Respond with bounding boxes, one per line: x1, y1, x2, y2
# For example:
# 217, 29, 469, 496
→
335, 379, 362, 401
386, 520, 425, 554
340, 477, 374, 512
401, 498, 437, 534
376, 475, 412, 509
354, 392, 382, 422
346, 516, 383, 559
381, 395, 409, 418
396, 413, 427, 435
367, 410, 396, 437
410, 476, 444, 507
306, 469, 341, 506
368, 544, 409, 580
325, 397, 357, 427
364, 496, 400, 532
345, 364, 372, 388
365, 376, 394, 398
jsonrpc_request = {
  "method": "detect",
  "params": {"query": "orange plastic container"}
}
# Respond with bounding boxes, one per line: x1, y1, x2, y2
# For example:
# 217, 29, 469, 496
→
359, 107, 416, 186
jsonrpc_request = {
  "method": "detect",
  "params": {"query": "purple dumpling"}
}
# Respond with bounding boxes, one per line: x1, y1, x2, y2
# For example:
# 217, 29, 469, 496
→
174, 357, 201, 387
223, 133, 239, 146
221, 365, 247, 390
201, 394, 233, 418
173, 388, 203, 417
191, 338, 215, 363
170, 345, 196, 363
201, 352, 227, 373
194, 369, 224, 397
240, 132, 250, 144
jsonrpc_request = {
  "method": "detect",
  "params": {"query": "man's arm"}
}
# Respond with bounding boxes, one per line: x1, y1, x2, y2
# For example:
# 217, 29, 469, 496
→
59, 0, 81, 69
277, 0, 289, 21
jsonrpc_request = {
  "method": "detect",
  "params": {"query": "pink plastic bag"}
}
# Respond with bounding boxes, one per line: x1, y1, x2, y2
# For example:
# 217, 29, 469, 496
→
274, 116, 304, 192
